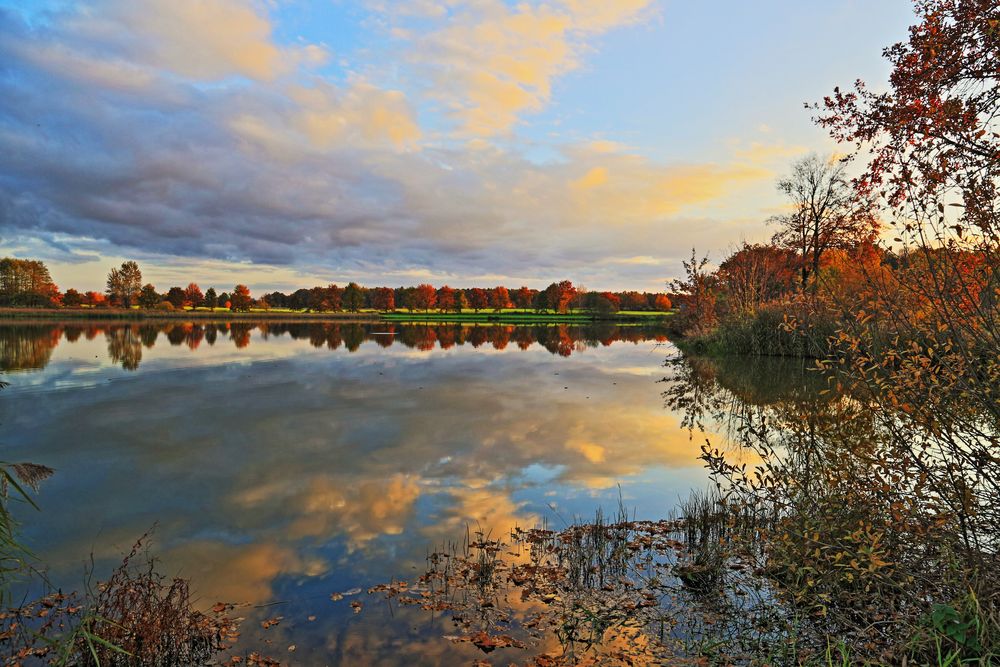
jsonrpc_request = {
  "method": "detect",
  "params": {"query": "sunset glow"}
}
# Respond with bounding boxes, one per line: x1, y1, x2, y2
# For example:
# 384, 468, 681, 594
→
1, 0, 913, 292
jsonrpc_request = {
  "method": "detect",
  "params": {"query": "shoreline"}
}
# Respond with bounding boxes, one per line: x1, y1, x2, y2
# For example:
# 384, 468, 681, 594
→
0, 307, 671, 324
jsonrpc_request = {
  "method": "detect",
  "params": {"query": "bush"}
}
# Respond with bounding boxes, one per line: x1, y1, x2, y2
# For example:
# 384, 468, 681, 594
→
154, 301, 175, 311
0, 536, 240, 666
695, 299, 840, 358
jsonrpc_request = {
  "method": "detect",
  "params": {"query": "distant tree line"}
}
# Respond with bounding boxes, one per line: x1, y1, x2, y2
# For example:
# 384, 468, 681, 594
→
260, 280, 671, 314
0, 258, 61, 307
0, 260, 673, 314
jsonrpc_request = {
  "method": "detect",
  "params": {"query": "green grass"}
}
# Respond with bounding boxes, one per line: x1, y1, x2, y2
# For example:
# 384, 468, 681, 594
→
382, 309, 671, 322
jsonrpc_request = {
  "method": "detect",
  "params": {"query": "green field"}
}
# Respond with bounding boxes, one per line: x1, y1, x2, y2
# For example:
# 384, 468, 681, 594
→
381, 309, 671, 323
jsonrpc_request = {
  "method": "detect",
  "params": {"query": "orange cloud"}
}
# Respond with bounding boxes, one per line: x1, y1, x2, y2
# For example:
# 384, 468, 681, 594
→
397, 0, 654, 135
105, 0, 326, 81
161, 540, 324, 607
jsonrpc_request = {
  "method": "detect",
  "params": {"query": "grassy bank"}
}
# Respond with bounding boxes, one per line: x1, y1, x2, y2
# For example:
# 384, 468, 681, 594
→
671, 302, 838, 358
382, 309, 670, 323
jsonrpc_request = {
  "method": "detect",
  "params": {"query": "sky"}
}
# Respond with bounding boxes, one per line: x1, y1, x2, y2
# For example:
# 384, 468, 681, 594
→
0, 0, 916, 294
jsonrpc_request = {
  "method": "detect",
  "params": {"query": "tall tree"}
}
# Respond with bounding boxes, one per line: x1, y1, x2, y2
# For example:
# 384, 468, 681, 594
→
203, 287, 218, 309
413, 284, 437, 312
106, 261, 142, 308
769, 154, 878, 291
544, 280, 576, 313
184, 283, 204, 308
343, 282, 364, 312
371, 287, 395, 312
490, 286, 512, 312
0, 258, 60, 306
513, 286, 534, 309
467, 288, 489, 312
436, 286, 456, 312
454, 289, 469, 313
230, 284, 252, 312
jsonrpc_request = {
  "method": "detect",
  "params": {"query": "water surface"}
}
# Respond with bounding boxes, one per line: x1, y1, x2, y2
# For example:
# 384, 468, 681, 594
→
1, 320, 734, 663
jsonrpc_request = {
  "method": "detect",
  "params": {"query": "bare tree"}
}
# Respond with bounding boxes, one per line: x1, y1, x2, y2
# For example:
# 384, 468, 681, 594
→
769, 154, 878, 291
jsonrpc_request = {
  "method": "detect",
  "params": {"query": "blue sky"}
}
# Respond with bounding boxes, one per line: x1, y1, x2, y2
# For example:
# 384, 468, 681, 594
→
0, 0, 915, 293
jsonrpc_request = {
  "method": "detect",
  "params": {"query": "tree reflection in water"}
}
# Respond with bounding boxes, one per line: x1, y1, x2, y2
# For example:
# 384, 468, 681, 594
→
0, 321, 671, 371
358, 352, 998, 664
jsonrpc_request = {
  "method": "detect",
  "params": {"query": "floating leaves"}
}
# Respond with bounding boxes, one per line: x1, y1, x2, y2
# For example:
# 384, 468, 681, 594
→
260, 616, 282, 630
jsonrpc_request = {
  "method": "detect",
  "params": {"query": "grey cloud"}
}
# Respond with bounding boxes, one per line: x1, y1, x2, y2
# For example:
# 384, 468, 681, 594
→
0, 7, 767, 291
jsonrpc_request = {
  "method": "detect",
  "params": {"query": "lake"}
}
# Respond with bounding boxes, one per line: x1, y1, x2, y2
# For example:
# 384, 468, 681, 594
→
0, 320, 792, 664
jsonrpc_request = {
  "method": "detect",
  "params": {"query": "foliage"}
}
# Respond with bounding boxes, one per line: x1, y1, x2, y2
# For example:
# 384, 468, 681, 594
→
669, 249, 717, 337
61, 289, 83, 308
137, 284, 160, 309
165, 286, 186, 309
0, 536, 241, 666
184, 283, 203, 308
229, 284, 252, 312
203, 287, 218, 309
105, 262, 142, 309
769, 155, 879, 292
664, 352, 1000, 663
0, 259, 60, 308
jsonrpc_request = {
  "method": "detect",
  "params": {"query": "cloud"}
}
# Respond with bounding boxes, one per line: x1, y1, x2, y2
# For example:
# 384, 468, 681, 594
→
0, 2, 786, 293
733, 141, 809, 165
386, 0, 654, 136
85, 0, 326, 81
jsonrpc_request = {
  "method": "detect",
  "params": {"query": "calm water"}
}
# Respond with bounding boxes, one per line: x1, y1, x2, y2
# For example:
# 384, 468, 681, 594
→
0, 320, 744, 664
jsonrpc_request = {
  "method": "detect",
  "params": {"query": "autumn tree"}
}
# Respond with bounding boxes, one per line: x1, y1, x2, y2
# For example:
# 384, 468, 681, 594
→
343, 282, 364, 312
513, 286, 534, 309
308, 285, 343, 311
62, 288, 83, 308
813, 0, 1000, 523
769, 155, 879, 291
652, 294, 672, 311
326, 284, 344, 311
137, 284, 160, 309
490, 286, 512, 312
84, 291, 106, 307
371, 287, 395, 312
454, 289, 469, 312
203, 287, 218, 309
436, 286, 456, 312
716, 243, 798, 315
0, 258, 61, 306
467, 288, 489, 312
586, 291, 620, 315
184, 283, 204, 308
413, 284, 437, 312
165, 287, 186, 308
105, 261, 142, 308
670, 249, 716, 335
307, 286, 325, 311
230, 285, 252, 312
544, 281, 576, 313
